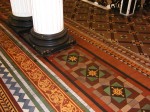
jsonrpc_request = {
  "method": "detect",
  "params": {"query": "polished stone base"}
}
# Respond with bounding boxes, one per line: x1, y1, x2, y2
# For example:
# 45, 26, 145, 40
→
8, 15, 33, 33
30, 28, 70, 47
24, 31, 76, 56
8, 15, 75, 56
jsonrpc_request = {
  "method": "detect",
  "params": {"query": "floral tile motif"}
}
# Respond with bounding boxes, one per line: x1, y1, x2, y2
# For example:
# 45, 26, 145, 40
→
97, 78, 148, 110
56, 50, 88, 68
67, 55, 79, 63
104, 82, 132, 103
55, 48, 150, 111
55, 48, 113, 86
0, 27, 85, 112
75, 63, 111, 86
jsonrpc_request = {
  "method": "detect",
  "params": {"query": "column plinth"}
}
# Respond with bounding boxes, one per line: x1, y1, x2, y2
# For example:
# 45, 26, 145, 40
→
9, 15, 32, 28
9, 0, 33, 32
26, 28, 76, 56
27, 0, 76, 56
30, 28, 68, 47
25, 29, 75, 56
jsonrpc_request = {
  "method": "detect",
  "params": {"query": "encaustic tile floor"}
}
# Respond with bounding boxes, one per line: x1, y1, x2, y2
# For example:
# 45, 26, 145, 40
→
0, 0, 150, 112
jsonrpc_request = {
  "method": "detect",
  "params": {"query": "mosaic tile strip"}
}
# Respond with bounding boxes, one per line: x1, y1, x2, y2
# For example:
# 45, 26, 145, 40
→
0, 23, 94, 112
0, 0, 149, 79
0, 60, 38, 112
0, 81, 21, 112
63, 0, 150, 77
0, 46, 55, 112
54, 47, 150, 111
64, 18, 150, 78
0, 23, 89, 112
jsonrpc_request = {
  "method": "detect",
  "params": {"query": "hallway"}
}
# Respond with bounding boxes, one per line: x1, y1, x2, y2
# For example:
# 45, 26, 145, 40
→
0, 0, 150, 112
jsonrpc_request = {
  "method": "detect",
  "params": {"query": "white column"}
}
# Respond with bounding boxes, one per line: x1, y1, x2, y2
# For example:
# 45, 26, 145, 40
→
10, 0, 32, 17
31, 0, 64, 35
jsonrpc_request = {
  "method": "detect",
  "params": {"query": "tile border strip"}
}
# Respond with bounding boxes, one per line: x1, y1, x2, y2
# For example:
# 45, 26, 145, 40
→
0, 22, 94, 112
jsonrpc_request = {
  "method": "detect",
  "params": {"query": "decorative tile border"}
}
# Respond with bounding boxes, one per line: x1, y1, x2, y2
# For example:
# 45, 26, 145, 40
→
53, 47, 150, 111
0, 57, 40, 112
64, 17, 150, 78
0, 22, 94, 112
0, 78, 22, 112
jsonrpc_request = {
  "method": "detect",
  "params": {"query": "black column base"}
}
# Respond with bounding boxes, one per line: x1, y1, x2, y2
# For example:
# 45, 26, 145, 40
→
24, 28, 76, 56
8, 15, 33, 33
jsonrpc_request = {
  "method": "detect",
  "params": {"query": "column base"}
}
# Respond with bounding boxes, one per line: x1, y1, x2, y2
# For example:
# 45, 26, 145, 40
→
8, 15, 33, 33
24, 29, 76, 56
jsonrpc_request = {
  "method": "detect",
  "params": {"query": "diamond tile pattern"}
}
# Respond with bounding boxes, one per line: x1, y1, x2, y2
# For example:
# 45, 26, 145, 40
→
55, 47, 150, 111
64, 0, 150, 59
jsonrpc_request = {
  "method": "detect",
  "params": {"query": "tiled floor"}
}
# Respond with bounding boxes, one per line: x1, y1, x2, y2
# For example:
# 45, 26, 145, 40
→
0, 0, 150, 112
64, 0, 150, 59
0, 24, 93, 112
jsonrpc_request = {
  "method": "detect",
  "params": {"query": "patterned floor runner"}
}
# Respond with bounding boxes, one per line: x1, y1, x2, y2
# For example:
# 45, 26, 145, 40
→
0, 21, 150, 112
0, 78, 22, 112
0, 0, 149, 77
0, 23, 93, 112
64, 0, 150, 59
45, 38, 150, 111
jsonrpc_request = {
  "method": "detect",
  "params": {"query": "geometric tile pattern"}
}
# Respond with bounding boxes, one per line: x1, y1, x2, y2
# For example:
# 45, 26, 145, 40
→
57, 50, 88, 68
0, 0, 150, 77
100, 78, 139, 109
65, 17, 150, 78
97, 76, 150, 112
128, 98, 150, 112
0, 61, 38, 112
0, 80, 21, 112
0, 24, 89, 112
0, 0, 150, 111
63, 0, 150, 77
55, 48, 150, 111
75, 63, 111, 86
